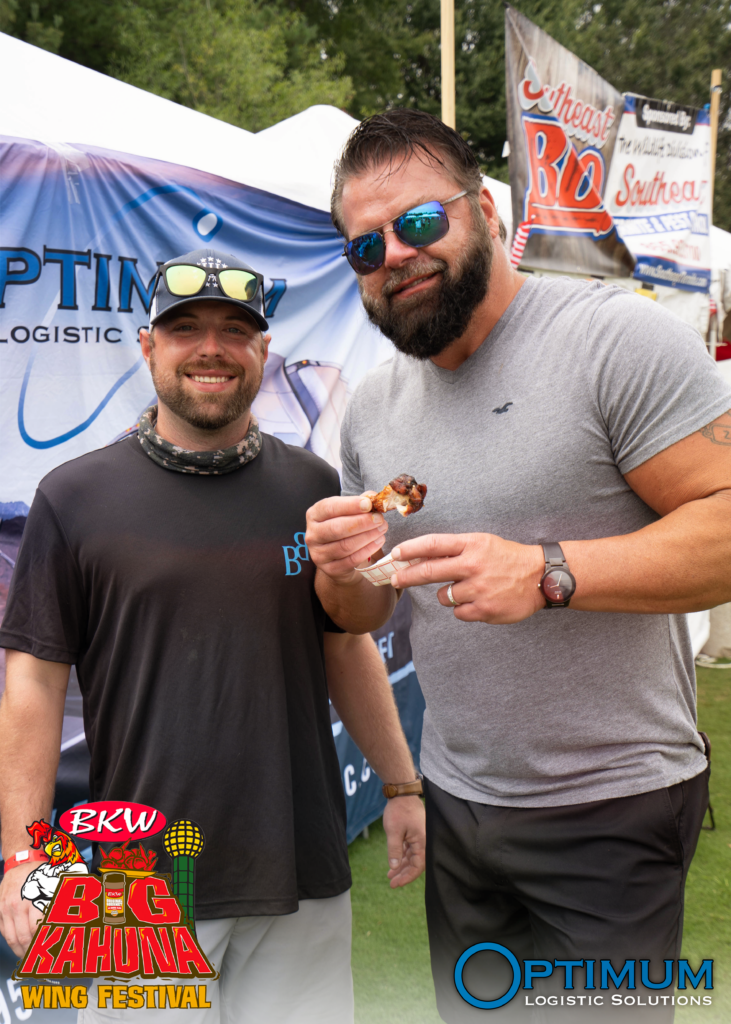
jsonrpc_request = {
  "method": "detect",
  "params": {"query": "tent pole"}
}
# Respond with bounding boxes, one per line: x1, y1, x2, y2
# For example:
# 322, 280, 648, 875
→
441, 0, 456, 129
709, 69, 722, 361
709, 69, 722, 222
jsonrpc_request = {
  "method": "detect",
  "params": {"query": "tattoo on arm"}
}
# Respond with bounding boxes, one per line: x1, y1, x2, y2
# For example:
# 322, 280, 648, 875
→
701, 421, 731, 445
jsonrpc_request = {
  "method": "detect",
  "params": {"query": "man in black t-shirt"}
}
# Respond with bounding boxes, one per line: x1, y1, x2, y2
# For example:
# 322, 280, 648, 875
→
0, 248, 425, 1023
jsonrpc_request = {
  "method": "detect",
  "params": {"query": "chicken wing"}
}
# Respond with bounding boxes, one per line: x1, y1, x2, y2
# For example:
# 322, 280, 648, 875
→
371, 474, 427, 517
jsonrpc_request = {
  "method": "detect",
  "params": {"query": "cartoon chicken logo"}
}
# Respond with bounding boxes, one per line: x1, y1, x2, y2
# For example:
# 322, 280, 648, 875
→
20, 819, 88, 911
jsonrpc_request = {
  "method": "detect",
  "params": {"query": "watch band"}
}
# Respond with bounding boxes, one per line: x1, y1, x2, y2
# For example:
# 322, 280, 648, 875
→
541, 542, 574, 609
382, 774, 423, 799
542, 542, 566, 568
3, 850, 49, 872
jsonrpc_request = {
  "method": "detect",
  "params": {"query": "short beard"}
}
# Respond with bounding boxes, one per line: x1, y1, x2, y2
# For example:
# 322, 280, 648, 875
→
149, 352, 264, 434
359, 220, 493, 360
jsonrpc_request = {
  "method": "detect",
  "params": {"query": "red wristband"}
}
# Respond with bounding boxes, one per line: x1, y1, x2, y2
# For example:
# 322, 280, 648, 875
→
3, 850, 49, 873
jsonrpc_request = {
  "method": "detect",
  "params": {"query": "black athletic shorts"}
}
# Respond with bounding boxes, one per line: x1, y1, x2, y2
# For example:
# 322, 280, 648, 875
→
424, 766, 709, 1023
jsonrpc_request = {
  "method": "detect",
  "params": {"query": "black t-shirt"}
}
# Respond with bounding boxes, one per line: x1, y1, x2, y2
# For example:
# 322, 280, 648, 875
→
0, 435, 351, 918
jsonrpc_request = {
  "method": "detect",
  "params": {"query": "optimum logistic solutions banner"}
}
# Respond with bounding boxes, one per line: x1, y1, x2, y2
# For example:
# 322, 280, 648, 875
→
604, 96, 712, 291
504, 5, 635, 278
0, 135, 394, 515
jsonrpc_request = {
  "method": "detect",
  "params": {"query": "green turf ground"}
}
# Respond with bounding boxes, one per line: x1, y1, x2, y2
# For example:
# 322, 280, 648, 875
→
676, 665, 731, 1021
349, 817, 440, 1023
349, 665, 731, 1023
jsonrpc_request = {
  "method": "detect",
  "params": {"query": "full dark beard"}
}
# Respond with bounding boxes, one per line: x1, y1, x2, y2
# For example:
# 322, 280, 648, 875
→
149, 356, 264, 432
359, 227, 493, 360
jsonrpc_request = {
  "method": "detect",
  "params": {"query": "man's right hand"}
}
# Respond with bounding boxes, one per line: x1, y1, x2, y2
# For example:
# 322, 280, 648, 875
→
0, 862, 43, 957
306, 494, 389, 582
306, 495, 397, 633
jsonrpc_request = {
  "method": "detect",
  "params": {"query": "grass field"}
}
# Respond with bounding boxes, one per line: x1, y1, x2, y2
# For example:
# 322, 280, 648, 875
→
676, 665, 731, 1021
349, 665, 731, 1023
350, 817, 439, 1023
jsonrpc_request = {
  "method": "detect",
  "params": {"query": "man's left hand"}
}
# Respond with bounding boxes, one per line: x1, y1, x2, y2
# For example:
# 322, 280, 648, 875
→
382, 795, 426, 888
389, 533, 546, 623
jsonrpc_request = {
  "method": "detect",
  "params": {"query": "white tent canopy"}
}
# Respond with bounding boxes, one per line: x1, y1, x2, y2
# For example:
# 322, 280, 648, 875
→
0, 31, 514, 222
0, 31, 342, 210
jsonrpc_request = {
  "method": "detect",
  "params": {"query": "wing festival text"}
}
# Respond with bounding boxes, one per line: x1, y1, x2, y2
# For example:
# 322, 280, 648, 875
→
12, 801, 216, 1010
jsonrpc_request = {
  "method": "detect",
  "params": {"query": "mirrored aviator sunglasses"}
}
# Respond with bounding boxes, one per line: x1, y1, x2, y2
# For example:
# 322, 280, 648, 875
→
343, 191, 467, 275
164, 264, 261, 302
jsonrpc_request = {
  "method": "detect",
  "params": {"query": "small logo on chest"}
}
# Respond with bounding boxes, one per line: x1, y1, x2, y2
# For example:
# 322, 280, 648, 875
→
492, 402, 513, 414
283, 532, 309, 576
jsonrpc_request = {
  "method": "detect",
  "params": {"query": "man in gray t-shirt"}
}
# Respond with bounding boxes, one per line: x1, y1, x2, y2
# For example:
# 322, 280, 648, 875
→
306, 110, 731, 1021
338, 271, 720, 809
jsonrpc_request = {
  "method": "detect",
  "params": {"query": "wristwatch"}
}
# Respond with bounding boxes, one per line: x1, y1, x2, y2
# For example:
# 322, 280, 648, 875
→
539, 542, 576, 608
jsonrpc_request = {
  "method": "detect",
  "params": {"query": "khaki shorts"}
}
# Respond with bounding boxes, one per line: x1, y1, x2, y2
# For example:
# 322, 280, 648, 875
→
79, 891, 353, 1024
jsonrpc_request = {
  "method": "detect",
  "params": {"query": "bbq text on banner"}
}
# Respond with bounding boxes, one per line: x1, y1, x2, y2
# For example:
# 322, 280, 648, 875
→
604, 96, 711, 292
504, 5, 635, 278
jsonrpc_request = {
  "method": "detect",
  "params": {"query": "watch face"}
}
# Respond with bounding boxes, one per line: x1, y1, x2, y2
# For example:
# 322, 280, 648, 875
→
542, 570, 575, 604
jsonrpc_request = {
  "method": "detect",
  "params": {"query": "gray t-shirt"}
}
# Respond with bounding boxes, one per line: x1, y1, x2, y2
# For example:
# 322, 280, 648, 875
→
341, 275, 731, 807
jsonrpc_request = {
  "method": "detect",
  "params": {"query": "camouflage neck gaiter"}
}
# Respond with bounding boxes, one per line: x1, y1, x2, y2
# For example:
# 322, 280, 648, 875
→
137, 405, 262, 475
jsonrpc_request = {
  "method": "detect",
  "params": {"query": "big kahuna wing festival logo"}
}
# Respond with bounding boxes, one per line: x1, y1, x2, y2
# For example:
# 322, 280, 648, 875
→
13, 802, 217, 1011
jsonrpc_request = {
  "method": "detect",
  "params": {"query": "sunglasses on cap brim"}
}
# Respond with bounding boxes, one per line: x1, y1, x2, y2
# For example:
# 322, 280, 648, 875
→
342, 191, 468, 275
158, 263, 264, 303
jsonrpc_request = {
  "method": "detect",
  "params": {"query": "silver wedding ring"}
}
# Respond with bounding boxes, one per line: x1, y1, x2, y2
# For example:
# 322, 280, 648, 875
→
447, 583, 460, 607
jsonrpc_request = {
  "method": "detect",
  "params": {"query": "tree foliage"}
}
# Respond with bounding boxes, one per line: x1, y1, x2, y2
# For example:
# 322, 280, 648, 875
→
569, 0, 731, 229
5, 0, 352, 130
294, 0, 730, 225
111, 0, 352, 132
2, 0, 729, 227
6, 0, 128, 66
0, 0, 17, 34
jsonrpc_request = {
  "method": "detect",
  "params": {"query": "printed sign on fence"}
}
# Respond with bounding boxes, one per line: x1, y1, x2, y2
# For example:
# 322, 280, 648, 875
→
604, 95, 712, 292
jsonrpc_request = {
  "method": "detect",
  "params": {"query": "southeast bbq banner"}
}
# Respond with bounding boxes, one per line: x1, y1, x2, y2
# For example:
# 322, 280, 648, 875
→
604, 96, 712, 292
504, 5, 635, 278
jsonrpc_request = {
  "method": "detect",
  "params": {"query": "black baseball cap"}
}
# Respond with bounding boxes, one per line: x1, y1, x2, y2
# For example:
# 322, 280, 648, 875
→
149, 248, 269, 330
